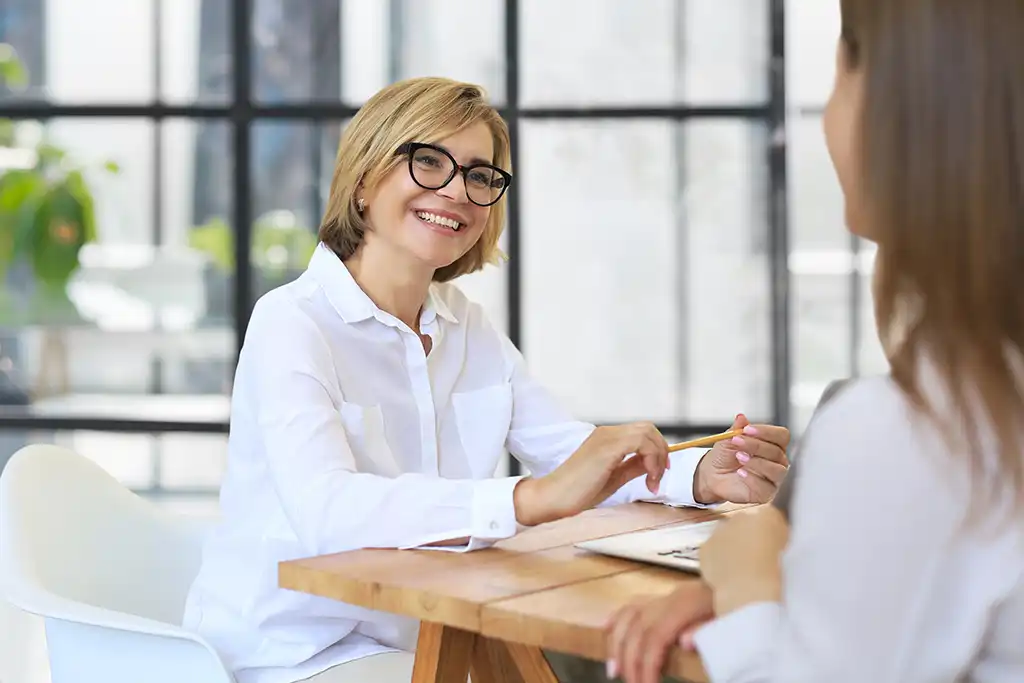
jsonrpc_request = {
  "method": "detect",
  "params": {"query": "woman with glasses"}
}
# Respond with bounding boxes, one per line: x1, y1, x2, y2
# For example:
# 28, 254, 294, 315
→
605, 1, 1024, 682
182, 76, 790, 683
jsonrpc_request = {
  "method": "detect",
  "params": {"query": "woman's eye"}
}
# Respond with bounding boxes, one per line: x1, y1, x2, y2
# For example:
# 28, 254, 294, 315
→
414, 154, 441, 167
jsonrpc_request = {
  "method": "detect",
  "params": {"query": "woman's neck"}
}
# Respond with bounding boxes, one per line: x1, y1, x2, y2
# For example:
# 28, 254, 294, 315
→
343, 245, 433, 332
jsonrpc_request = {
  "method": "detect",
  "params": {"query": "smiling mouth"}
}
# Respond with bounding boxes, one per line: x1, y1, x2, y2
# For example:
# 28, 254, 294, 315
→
415, 211, 464, 232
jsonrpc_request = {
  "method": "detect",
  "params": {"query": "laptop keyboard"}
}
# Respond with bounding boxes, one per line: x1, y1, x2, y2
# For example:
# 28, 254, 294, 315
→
656, 545, 701, 560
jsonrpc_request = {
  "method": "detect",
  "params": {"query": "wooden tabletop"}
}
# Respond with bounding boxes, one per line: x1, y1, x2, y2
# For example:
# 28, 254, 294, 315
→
280, 503, 738, 682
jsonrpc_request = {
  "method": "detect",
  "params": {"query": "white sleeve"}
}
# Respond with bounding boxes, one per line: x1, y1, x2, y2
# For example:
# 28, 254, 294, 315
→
499, 335, 708, 508
693, 379, 973, 682
245, 299, 522, 556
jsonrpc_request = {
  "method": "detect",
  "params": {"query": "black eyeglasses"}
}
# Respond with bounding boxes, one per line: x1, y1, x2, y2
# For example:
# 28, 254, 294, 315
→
396, 142, 512, 207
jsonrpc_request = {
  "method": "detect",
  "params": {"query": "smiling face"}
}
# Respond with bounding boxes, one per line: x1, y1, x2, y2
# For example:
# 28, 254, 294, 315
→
358, 123, 496, 276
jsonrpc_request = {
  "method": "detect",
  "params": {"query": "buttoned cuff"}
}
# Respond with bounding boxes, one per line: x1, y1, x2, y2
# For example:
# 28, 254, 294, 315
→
412, 476, 524, 553
693, 601, 781, 681
661, 449, 720, 508
467, 475, 524, 547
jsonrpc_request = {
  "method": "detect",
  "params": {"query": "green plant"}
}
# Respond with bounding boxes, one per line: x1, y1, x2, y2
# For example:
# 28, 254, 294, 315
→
0, 45, 118, 323
190, 210, 318, 284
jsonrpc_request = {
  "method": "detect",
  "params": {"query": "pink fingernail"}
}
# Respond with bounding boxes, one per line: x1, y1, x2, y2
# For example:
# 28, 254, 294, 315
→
736, 452, 750, 463
731, 436, 744, 446
743, 425, 758, 435
737, 468, 749, 478
606, 660, 619, 679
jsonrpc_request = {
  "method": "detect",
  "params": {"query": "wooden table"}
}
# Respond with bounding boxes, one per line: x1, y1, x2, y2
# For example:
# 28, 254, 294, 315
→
280, 503, 735, 682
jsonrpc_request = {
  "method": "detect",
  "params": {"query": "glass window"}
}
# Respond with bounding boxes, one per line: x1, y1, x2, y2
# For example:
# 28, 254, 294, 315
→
0, 118, 234, 420
166, 0, 233, 104
787, 0, 841, 110
253, 0, 505, 106
0, 0, 230, 104
520, 0, 769, 106
520, 119, 771, 424
0, 427, 227, 493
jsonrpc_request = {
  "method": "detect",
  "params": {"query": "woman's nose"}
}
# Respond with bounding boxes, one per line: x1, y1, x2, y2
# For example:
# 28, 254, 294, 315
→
436, 172, 470, 203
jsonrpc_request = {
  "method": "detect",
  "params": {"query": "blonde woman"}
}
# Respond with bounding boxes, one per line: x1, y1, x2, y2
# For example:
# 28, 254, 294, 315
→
606, 1, 1024, 682
182, 77, 790, 683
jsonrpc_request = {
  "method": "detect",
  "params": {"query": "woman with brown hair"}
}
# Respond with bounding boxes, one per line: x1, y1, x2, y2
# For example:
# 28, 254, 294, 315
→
606, 1, 1024, 681
181, 76, 790, 683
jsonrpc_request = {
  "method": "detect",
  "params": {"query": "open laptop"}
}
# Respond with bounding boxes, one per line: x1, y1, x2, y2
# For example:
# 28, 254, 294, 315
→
574, 519, 720, 574
576, 379, 852, 573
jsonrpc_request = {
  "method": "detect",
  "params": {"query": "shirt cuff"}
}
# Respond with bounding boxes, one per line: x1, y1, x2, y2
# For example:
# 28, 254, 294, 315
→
660, 449, 719, 508
410, 476, 525, 553
468, 475, 525, 548
693, 601, 781, 682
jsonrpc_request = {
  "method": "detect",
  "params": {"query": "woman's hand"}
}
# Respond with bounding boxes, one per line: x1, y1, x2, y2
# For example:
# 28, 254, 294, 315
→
514, 423, 669, 526
693, 414, 791, 504
605, 581, 714, 683
700, 505, 790, 616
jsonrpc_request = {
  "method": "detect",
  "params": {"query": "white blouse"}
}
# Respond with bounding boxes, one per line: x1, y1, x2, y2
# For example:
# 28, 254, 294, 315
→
694, 374, 1024, 682
183, 244, 711, 683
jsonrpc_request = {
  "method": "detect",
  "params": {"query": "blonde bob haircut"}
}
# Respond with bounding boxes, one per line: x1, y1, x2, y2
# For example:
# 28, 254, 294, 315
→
318, 77, 511, 283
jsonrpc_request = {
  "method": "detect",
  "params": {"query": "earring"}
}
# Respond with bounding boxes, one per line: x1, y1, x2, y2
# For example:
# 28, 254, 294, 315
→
357, 198, 365, 213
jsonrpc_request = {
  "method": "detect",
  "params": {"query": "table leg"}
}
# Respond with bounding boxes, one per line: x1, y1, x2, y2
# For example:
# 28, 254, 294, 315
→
412, 622, 475, 683
470, 637, 557, 683
469, 636, 524, 683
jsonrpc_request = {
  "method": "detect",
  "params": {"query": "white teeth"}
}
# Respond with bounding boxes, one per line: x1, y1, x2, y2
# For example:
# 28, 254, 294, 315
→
416, 211, 462, 231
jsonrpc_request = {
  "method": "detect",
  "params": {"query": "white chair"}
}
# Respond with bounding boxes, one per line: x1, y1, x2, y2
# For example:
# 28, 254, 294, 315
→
0, 444, 234, 683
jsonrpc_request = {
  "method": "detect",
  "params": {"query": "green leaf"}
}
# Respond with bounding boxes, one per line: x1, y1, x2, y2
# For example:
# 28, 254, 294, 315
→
30, 182, 88, 287
63, 170, 97, 243
103, 160, 121, 174
189, 218, 235, 271
0, 55, 27, 89
35, 143, 65, 168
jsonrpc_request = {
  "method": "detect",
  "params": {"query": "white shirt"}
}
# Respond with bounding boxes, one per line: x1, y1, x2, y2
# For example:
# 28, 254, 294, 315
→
182, 244, 709, 683
694, 374, 1024, 682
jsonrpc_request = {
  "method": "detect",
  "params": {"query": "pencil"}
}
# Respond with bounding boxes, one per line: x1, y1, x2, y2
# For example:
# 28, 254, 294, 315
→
667, 428, 743, 453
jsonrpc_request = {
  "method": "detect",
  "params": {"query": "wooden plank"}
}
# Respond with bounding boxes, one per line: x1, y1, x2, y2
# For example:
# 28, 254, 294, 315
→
279, 544, 642, 631
481, 568, 708, 683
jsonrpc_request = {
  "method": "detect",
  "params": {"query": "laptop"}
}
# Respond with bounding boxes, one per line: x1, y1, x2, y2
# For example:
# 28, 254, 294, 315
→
576, 379, 854, 573
574, 519, 720, 574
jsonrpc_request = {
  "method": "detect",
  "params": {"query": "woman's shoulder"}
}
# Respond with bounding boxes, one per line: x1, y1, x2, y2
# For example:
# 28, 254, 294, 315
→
799, 374, 951, 486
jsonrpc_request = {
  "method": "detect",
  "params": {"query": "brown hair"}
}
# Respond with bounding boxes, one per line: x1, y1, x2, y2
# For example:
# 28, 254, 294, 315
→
841, 0, 1024, 515
318, 77, 511, 282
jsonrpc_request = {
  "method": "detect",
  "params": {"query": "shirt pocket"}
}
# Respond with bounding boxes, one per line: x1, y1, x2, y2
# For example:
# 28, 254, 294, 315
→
338, 401, 402, 478
451, 383, 513, 479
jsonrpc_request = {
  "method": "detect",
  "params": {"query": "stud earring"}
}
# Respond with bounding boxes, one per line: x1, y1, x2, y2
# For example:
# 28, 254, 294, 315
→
357, 198, 365, 213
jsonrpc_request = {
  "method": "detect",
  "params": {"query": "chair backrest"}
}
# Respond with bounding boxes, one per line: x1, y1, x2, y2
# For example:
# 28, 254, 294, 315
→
0, 444, 212, 625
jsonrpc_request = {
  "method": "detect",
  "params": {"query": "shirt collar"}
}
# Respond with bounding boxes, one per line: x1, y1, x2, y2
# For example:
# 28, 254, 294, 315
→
307, 243, 458, 327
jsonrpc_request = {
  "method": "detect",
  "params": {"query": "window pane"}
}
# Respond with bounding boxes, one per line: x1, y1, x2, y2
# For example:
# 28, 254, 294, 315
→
787, 0, 841, 110
521, 0, 769, 106
0, 0, 45, 100
0, 428, 226, 495
341, 0, 505, 105
0, 0, 231, 104
789, 115, 855, 430
790, 271, 851, 431
163, 0, 233, 104
789, 117, 846, 251
520, 120, 770, 424
0, 118, 234, 425
255, 0, 505, 105
249, 120, 344, 296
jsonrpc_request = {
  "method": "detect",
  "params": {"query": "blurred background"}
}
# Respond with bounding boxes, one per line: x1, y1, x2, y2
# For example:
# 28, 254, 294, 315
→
0, 1, 877, 678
